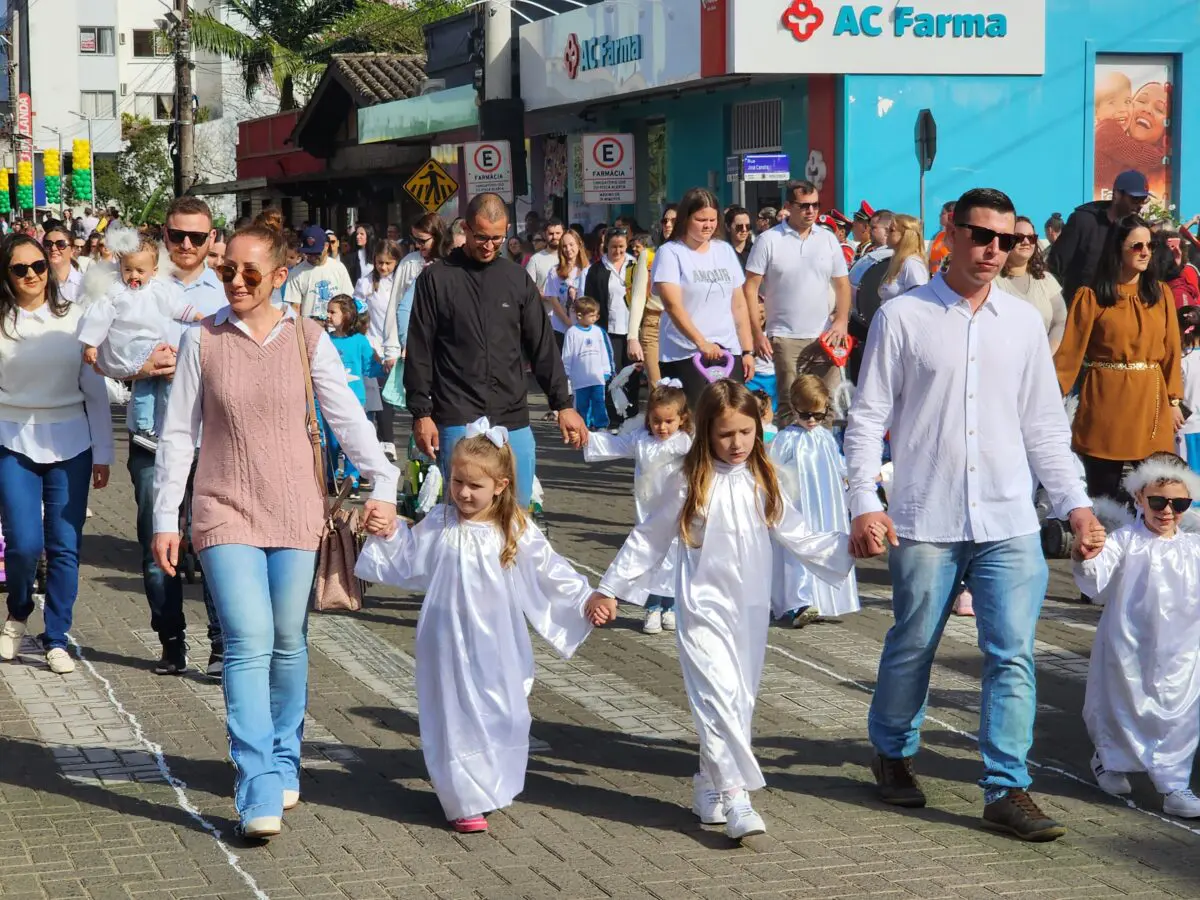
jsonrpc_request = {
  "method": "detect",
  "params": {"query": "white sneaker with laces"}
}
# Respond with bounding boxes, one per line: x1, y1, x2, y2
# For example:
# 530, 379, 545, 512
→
643, 609, 663, 634
661, 610, 677, 631
381, 442, 397, 462
722, 789, 766, 839
0, 617, 26, 660
45, 647, 76, 675
1091, 752, 1131, 795
691, 773, 725, 824
1163, 788, 1200, 818
283, 789, 301, 811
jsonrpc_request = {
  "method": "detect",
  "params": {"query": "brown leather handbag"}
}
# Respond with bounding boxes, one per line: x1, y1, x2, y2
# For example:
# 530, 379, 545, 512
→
295, 317, 365, 612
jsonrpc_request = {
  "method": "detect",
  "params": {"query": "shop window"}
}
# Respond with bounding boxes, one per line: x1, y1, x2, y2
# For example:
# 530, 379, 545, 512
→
79, 27, 115, 56
647, 120, 667, 212
731, 99, 782, 155
1092, 54, 1174, 207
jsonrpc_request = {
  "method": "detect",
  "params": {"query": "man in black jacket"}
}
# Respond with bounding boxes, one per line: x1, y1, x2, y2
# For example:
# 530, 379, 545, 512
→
405, 192, 587, 508
1049, 170, 1148, 305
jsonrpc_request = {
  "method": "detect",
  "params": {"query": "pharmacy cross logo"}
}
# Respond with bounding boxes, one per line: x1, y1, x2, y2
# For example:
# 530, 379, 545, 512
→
564, 32, 582, 79
782, 0, 825, 41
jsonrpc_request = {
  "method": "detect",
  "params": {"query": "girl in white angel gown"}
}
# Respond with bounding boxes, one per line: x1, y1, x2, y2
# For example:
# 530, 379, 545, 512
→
584, 380, 856, 841
583, 378, 693, 634
1074, 451, 1200, 818
355, 418, 596, 834
770, 374, 861, 628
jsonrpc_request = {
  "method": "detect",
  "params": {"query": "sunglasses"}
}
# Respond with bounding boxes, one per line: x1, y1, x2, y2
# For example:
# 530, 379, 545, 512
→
166, 228, 210, 247
44, 239, 70, 250
1014, 234, 1038, 245
608, 227, 629, 237
10, 260, 48, 277
791, 202, 821, 212
795, 409, 828, 422
216, 263, 265, 288
733, 223, 751, 231
472, 234, 506, 246
411, 233, 433, 246
1146, 496, 1193, 514
955, 223, 1018, 252
1126, 241, 1150, 253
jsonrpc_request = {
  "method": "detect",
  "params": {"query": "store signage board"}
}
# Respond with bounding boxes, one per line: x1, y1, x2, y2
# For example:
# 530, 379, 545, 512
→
743, 153, 790, 182
582, 134, 635, 204
463, 140, 513, 203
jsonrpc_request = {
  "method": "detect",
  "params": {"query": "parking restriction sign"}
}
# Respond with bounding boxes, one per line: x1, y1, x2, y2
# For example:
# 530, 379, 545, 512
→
463, 140, 514, 203
582, 133, 635, 204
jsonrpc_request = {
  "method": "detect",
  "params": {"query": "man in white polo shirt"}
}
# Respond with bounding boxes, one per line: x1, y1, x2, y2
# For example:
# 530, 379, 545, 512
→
745, 180, 851, 425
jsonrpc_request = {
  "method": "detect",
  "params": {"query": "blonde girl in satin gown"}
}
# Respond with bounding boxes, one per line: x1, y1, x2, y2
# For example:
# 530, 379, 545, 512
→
586, 380, 855, 841
356, 418, 596, 834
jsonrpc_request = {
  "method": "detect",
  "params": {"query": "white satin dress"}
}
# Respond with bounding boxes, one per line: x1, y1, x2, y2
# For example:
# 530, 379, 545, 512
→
1075, 521, 1200, 793
584, 427, 692, 602
355, 507, 595, 819
769, 426, 861, 619
599, 463, 853, 792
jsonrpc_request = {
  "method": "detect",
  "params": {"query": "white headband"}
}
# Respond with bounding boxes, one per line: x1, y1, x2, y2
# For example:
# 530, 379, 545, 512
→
1122, 458, 1200, 500
465, 416, 509, 448
656, 377, 683, 389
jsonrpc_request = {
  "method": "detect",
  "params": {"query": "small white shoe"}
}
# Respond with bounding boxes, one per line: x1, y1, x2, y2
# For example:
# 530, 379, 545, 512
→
642, 609, 663, 634
381, 441, 397, 462
283, 789, 301, 811
1163, 788, 1200, 818
661, 610, 677, 631
0, 617, 27, 660
45, 647, 76, 675
242, 816, 282, 839
691, 772, 725, 824
1091, 752, 1131, 795
722, 789, 766, 840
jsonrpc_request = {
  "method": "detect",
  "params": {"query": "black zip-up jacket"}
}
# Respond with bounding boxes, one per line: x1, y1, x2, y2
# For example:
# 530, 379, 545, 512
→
404, 248, 571, 430
1048, 200, 1115, 306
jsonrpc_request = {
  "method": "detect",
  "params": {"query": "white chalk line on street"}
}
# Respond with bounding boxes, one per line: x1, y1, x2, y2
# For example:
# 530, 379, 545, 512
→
563, 557, 1200, 841
36, 598, 271, 900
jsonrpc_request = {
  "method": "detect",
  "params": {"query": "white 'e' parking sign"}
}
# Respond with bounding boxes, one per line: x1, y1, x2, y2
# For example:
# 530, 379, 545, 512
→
463, 140, 514, 203
582, 133, 635, 204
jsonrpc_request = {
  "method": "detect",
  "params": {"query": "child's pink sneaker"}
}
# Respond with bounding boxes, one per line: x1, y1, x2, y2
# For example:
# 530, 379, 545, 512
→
953, 589, 975, 617
451, 815, 488, 833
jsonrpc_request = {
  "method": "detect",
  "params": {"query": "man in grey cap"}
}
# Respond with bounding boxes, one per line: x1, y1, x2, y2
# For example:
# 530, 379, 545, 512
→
1050, 169, 1149, 306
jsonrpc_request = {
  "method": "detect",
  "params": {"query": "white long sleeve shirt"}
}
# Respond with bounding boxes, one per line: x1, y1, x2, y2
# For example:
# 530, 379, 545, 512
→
843, 275, 1090, 543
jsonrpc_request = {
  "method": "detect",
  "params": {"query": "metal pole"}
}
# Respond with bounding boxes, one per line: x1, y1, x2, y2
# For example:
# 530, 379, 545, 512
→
8, 2, 19, 218
173, 0, 195, 196
483, 0, 511, 101
919, 169, 926, 242
87, 116, 95, 206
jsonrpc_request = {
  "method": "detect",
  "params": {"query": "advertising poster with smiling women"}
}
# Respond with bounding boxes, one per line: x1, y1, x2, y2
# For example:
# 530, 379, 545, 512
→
1094, 55, 1173, 203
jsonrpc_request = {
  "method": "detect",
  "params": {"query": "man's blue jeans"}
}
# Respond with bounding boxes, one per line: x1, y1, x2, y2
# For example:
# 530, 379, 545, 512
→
867, 533, 1048, 795
199, 544, 316, 823
438, 425, 537, 508
0, 447, 91, 650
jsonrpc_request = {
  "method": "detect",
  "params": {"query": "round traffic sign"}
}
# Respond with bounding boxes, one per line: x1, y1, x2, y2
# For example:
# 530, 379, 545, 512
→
473, 143, 503, 173
592, 137, 625, 169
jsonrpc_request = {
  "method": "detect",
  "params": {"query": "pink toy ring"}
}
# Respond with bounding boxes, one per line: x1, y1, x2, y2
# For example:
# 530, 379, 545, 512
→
692, 348, 736, 383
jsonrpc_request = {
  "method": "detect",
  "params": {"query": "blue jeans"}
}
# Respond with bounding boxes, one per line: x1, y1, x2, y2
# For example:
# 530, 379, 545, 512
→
128, 445, 222, 646
0, 447, 91, 650
574, 384, 609, 430
199, 544, 316, 823
868, 533, 1047, 795
130, 377, 169, 434
322, 418, 359, 487
439, 424, 537, 508
645, 594, 675, 613
745, 371, 778, 411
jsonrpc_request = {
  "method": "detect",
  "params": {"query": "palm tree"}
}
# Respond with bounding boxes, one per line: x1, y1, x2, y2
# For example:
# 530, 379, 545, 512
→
191, 0, 465, 111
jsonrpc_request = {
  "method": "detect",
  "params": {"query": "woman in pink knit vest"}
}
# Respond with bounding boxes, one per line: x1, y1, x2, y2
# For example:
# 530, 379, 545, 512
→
151, 225, 399, 840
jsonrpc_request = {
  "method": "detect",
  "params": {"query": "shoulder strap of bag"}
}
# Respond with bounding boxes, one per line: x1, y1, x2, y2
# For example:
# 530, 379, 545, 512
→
295, 316, 357, 522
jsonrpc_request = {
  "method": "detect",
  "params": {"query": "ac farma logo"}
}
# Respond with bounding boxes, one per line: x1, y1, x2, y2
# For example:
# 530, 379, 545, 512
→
781, 2, 1009, 42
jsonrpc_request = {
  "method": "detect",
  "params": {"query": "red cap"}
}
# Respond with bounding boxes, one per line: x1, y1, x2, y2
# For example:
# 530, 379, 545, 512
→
829, 209, 853, 226
817, 214, 837, 230
854, 200, 876, 221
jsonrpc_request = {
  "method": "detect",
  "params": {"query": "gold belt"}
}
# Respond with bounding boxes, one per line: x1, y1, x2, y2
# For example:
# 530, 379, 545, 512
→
1082, 360, 1161, 438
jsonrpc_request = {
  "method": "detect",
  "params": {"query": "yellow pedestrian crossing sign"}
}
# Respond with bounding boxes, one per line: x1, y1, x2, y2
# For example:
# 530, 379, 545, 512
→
405, 159, 458, 213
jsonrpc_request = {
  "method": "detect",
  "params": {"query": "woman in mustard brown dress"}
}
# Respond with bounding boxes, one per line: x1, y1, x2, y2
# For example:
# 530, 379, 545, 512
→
1055, 214, 1183, 501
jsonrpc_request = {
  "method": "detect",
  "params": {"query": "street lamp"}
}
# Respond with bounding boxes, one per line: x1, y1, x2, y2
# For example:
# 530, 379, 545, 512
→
66, 110, 96, 207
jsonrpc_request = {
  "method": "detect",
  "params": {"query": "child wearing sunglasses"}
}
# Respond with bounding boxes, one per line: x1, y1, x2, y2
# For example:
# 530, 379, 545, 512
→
77, 230, 202, 450
769, 375, 862, 628
1075, 451, 1200, 818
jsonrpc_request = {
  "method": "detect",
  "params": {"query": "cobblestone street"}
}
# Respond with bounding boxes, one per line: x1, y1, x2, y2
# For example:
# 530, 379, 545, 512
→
3, 409, 1200, 900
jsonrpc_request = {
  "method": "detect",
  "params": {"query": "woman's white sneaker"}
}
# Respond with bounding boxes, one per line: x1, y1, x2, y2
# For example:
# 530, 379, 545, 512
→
1163, 789, 1200, 818
1091, 752, 1131, 795
0, 618, 26, 660
691, 773, 725, 824
45, 648, 75, 675
642, 609, 663, 634
722, 789, 766, 840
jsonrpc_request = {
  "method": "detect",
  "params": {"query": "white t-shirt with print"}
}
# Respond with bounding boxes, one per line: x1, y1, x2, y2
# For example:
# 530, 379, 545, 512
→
652, 240, 745, 364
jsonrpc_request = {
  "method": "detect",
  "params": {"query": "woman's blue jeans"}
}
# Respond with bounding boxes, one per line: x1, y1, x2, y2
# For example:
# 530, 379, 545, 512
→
0, 447, 91, 650
867, 534, 1048, 798
199, 544, 316, 823
438, 425, 537, 507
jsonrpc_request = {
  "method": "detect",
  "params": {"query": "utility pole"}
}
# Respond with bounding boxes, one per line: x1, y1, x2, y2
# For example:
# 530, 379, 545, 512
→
482, 0, 511, 102
8, 2, 20, 214
172, 0, 194, 196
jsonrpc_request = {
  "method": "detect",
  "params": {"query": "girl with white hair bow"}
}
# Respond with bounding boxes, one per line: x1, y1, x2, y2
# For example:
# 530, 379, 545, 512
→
355, 416, 597, 834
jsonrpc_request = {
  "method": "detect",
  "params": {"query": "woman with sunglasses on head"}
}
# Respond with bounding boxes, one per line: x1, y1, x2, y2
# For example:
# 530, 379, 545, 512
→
585, 227, 638, 425
43, 222, 83, 303
1055, 214, 1183, 503
995, 216, 1067, 353
0, 234, 113, 676
152, 225, 399, 840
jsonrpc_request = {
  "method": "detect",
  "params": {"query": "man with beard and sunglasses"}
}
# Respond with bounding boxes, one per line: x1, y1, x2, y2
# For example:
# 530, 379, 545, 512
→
96, 196, 227, 679
843, 187, 1104, 843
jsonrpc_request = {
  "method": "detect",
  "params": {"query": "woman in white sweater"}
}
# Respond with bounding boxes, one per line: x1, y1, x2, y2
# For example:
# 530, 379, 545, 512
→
0, 234, 113, 674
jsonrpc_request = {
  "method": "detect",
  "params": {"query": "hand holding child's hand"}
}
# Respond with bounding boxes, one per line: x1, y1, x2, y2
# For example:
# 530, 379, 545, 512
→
362, 501, 399, 538
83, 346, 98, 365
585, 593, 618, 626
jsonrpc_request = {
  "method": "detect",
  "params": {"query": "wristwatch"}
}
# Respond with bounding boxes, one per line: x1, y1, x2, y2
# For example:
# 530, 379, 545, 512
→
1171, 398, 1182, 407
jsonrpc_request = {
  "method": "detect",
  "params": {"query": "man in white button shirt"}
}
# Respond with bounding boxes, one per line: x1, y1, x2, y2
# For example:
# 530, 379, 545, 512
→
745, 180, 851, 425
843, 188, 1105, 842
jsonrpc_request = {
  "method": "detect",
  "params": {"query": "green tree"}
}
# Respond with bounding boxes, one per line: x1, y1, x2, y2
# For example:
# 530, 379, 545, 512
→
95, 115, 172, 223
192, 0, 466, 111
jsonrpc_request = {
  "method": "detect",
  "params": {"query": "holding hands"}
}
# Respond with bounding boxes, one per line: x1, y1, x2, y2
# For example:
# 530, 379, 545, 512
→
585, 592, 618, 626
1070, 507, 1107, 561
850, 512, 899, 559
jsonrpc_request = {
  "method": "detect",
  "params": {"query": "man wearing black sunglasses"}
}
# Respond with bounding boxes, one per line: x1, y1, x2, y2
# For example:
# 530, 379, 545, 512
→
844, 187, 1104, 843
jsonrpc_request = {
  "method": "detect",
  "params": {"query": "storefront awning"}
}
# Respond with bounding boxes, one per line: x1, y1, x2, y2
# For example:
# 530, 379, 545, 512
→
191, 177, 268, 196
358, 85, 479, 145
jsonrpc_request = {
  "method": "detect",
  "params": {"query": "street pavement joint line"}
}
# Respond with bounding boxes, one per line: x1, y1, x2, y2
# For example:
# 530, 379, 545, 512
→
45, 601, 271, 900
